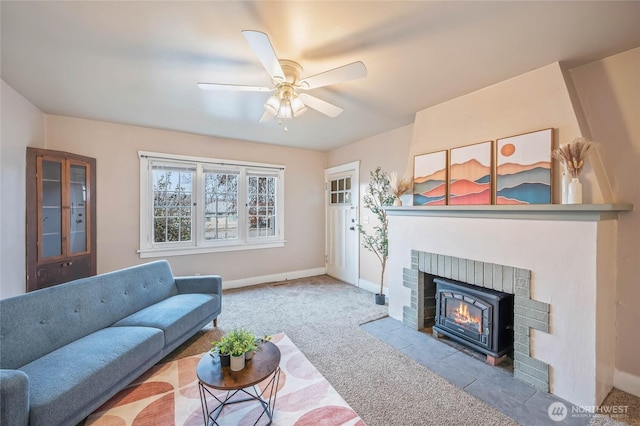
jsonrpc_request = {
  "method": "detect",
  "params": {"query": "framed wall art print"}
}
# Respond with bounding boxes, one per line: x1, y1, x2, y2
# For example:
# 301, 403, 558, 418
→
413, 150, 447, 205
448, 141, 493, 205
495, 128, 552, 205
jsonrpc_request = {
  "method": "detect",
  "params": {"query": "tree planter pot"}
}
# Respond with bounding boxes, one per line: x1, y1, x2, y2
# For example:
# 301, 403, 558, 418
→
245, 349, 255, 360
375, 293, 386, 305
230, 354, 245, 371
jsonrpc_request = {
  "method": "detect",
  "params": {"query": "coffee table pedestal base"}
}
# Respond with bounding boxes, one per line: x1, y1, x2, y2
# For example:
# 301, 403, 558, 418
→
198, 367, 281, 426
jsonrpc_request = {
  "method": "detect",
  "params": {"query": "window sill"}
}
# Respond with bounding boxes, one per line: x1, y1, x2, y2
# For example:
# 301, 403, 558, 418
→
138, 240, 286, 258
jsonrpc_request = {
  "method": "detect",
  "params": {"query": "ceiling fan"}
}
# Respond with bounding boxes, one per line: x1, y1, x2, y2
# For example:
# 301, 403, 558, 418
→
198, 30, 367, 129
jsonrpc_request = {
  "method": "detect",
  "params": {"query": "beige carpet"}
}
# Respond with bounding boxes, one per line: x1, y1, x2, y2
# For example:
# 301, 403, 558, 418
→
163, 275, 520, 425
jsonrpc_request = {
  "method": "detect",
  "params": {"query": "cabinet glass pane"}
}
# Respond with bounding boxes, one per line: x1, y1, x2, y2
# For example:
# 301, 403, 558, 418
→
69, 164, 87, 253
41, 160, 62, 258
42, 160, 62, 180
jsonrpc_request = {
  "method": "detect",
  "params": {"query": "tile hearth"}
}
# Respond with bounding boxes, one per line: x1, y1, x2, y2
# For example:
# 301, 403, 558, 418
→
362, 317, 590, 426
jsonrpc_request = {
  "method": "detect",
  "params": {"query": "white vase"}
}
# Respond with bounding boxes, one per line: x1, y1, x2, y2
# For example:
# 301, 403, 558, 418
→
568, 177, 582, 204
561, 172, 571, 204
230, 353, 245, 371
393, 197, 402, 206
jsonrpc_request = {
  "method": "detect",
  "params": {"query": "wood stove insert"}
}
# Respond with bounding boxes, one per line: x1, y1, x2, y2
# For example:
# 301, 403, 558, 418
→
433, 277, 514, 359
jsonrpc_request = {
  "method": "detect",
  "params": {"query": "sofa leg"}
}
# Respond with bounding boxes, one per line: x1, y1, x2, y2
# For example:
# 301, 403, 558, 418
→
213, 318, 218, 328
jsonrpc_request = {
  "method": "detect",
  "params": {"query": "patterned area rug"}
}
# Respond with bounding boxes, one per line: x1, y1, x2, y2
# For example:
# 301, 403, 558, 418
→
85, 333, 364, 425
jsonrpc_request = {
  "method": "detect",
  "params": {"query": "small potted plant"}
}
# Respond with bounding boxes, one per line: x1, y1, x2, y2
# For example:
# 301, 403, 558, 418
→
211, 327, 258, 370
229, 338, 247, 371
210, 337, 232, 367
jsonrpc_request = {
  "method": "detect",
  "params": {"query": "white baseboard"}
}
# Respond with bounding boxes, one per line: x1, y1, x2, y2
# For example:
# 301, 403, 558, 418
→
614, 369, 640, 398
358, 278, 386, 295
224, 267, 327, 290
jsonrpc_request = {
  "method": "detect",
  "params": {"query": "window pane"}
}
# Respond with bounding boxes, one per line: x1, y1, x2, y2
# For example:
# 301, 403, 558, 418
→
152, 167, 193, 243
247, 174, 277, 238
328, 177, 352, 206
204, 171, 239, 241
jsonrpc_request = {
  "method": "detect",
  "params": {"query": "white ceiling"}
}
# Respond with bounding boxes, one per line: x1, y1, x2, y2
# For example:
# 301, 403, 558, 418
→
2, 1, 639, 152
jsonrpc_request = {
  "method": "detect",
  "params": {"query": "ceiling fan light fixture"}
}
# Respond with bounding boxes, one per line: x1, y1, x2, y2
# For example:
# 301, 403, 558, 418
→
264, 95, 280, 116
278, 100, 293, 119
290, 96, 308, 117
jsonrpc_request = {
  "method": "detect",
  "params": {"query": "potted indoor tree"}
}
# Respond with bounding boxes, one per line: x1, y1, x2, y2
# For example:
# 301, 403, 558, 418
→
357, 167, 395, 305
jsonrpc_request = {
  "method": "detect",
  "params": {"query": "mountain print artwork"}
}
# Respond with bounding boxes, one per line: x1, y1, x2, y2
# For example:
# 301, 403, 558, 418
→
448, 141, 492, 205
413, 150, 447, 205
496, 129, 552, 205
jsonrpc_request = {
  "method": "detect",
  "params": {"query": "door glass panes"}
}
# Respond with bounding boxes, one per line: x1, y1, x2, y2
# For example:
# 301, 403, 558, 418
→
204, 172, 239, 240
152, 166, 194, 243
247, 175, 277, 238
41, 160, 63, 258
329, 176, 351, 205
69, 164, 87, 253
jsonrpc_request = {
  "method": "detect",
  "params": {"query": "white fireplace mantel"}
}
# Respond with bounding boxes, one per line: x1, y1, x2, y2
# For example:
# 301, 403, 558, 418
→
385, 204, 630, 407
385, 203, 633, 221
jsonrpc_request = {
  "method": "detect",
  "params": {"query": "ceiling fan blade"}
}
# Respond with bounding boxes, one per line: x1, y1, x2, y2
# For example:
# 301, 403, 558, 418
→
299, 94, 344, 118
259, 110, 275, 122
299, 61, 367, 90
197, 83, 273, 92
242, 30, 285, 82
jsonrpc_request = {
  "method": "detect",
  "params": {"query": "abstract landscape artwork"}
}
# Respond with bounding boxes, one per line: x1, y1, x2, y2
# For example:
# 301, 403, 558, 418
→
413, 150, 447, 205
448, 141, 492, 205
496, 128, 552, 204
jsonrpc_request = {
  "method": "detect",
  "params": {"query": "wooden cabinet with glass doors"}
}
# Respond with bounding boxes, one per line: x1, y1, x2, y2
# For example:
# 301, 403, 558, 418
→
26, 148, 96, 292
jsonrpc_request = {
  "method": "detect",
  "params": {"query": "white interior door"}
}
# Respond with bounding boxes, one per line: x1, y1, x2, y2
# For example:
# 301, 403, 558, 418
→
325, 162, 359, 285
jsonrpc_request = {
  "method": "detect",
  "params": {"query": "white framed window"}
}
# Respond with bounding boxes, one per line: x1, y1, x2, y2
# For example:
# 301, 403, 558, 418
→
139, 151, 285, 258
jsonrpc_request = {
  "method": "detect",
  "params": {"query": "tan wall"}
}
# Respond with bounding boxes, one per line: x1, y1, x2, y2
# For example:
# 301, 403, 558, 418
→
327, 124, 413, 291
0, 80, 45, 298
570, 48, 640, 382
45, 116, 327, 284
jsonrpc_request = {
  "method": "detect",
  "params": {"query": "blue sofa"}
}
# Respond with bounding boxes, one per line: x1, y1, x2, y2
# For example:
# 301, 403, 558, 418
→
0, 260, 222, 426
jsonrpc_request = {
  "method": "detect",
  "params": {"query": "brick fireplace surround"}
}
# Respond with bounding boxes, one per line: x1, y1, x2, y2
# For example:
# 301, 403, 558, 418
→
402, 251, 550, 391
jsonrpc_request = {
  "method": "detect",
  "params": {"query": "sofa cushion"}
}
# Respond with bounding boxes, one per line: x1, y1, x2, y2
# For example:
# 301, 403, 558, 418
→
19, 326, 164, 426
112, 293, 219, 347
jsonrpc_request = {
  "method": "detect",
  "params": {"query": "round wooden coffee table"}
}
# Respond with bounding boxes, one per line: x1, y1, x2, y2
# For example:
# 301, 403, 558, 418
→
197, 341, 281, 426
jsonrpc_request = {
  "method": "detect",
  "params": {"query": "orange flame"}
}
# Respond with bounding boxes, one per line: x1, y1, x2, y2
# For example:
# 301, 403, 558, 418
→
453, 302, 482, 333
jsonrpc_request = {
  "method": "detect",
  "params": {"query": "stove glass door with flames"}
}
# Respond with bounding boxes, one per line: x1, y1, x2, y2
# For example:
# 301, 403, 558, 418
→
440, 293, 491, 347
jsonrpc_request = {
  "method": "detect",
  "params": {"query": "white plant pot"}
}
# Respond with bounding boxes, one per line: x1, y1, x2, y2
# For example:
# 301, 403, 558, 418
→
230, 353, 245, 371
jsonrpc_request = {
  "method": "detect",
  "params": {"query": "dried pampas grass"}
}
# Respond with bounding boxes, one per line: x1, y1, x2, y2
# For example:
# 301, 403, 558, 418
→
389, 171, 413, 199
552, 137, 598, 178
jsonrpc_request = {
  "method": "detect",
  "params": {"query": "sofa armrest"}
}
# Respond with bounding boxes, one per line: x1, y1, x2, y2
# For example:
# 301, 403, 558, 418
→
0, 369, 29, 426
175, 275, 222, 296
